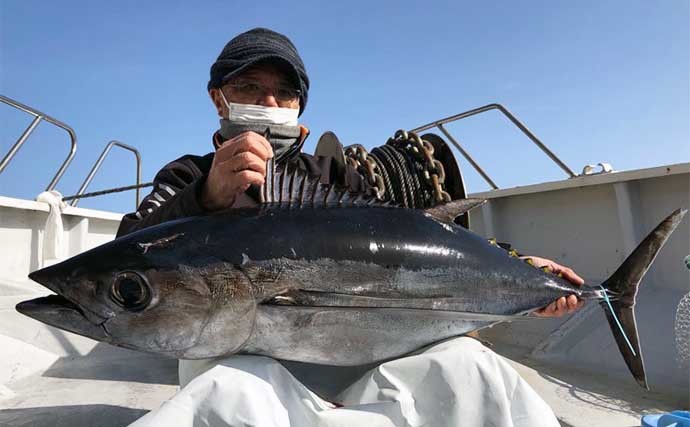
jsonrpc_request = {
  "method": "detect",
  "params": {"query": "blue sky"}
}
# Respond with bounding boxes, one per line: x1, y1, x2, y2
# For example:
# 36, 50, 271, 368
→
1, 1, 688, 213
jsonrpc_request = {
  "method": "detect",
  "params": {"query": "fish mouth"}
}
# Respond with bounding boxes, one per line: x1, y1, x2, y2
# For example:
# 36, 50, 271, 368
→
25, 263, 110, 325
28, 266, 68, 295
16, 294, 109, 341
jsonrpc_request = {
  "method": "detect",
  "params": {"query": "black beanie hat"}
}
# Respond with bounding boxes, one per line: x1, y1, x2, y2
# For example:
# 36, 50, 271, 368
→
208, 28, 309, 115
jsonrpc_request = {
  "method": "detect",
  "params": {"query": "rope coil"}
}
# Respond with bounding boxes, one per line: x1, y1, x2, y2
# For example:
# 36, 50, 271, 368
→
345, 130, 451, 208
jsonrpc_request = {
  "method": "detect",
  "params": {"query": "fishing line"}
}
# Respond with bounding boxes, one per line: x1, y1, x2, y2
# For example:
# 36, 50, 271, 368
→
599, 285, 637, 356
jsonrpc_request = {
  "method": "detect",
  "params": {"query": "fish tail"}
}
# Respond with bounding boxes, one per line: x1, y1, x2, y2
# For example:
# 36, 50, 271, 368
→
599, 208, 686, 390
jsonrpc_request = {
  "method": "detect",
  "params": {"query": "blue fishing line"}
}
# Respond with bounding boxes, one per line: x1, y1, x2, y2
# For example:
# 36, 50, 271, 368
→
599, 285, 636, 356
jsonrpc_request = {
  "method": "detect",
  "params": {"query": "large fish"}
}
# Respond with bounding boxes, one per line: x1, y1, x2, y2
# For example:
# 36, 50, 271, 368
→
17, 160, 686, 390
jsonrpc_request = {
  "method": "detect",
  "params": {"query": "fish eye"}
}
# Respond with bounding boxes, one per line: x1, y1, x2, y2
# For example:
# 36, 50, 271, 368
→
111, 272, 150, 310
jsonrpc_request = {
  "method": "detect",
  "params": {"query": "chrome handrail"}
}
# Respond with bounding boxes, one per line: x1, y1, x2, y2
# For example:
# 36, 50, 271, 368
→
410, 103, 577, 189
71, 140, 142, 208
0, 94, 78, 191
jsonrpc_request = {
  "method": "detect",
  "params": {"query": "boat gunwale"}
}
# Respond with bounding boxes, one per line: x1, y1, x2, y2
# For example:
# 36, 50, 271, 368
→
470, 162, 690, 199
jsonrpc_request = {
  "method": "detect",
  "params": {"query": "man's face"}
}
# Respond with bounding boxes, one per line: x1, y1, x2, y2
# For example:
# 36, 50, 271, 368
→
210, 62, 300, 118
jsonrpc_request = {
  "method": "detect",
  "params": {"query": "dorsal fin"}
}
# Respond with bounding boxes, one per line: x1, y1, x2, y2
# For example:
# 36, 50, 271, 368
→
263, 156, 485, 215
260, 155, 389, 209
424, 198, 486, 223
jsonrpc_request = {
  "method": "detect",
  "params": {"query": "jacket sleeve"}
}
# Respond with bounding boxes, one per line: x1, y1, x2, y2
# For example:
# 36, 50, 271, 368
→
116, 154, 214, 238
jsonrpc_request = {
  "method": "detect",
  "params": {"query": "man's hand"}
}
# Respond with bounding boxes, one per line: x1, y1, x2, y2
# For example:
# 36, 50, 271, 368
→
520, 256, 585, 318
200, 131, 273, 211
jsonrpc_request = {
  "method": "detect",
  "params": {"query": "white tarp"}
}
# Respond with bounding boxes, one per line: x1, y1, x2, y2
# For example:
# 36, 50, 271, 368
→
35, 190, 66, 266
130, 337, 559, 427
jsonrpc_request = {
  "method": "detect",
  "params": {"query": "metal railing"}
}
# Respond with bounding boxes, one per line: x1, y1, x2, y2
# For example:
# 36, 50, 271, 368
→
410, 103, 577, 189
70, 140, 142, 208
0, 94, 78, 191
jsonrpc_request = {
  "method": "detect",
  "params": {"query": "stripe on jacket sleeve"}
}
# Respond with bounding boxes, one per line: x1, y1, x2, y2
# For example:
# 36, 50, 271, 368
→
159, 183, 176, 197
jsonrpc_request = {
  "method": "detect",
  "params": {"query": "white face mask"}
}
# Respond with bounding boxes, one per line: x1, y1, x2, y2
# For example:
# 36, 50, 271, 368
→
219, 91, 299, 126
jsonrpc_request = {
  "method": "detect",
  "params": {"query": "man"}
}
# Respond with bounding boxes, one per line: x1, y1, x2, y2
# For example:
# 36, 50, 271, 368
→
125, 28, 580, 427
117, 28, 369, 238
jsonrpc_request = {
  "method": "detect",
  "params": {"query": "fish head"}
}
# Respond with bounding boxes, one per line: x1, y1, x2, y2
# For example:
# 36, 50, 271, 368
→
17, 228, 256, 359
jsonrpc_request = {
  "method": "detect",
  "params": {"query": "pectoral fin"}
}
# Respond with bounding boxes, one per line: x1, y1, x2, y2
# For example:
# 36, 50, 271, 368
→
424, 198, 486, 224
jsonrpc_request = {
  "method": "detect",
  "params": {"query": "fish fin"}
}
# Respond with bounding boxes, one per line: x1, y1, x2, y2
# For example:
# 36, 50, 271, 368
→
286, 165, 297, 208
292, 170, 307, 208
324, 184, 344, 207
264, 155, 275, 203
600, 208, 687, 390
424, 198, 486, 224
278, 161, 287, 205
304, 170, 319, 207
259, 157, 391, 209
